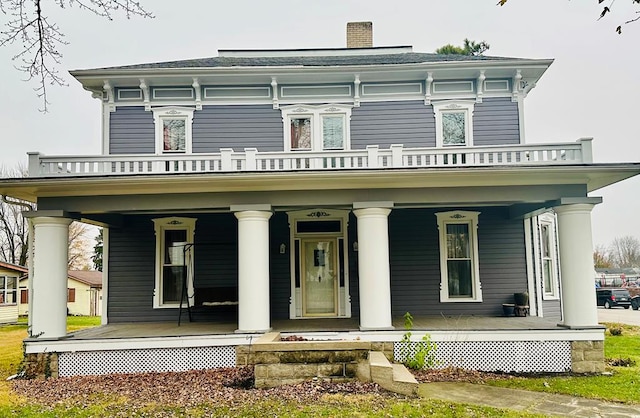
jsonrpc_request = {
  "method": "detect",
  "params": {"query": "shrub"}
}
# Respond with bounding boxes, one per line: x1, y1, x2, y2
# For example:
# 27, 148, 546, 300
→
400, 312, 438, 370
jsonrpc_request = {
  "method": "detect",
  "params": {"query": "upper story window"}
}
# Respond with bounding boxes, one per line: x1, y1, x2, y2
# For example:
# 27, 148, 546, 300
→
152, 107, 194, 154
433, 101, 475, 147
436, 211, 482, 303
281, 104, 352, 152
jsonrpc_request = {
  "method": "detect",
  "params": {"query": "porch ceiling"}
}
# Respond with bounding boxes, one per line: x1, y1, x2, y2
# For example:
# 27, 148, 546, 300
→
1, 164, 638, 204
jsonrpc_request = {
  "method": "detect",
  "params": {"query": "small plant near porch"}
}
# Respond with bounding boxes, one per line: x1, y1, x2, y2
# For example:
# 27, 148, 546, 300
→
399, 312, 438, 370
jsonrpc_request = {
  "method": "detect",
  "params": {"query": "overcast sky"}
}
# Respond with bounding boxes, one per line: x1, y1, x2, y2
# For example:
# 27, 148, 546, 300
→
0, 0, 638, 247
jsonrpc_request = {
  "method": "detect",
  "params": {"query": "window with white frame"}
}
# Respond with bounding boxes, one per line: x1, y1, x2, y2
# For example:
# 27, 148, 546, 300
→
433, 101, 475, 147
538, 213, 559, 299
436, 211, 482, 302
0, 276, 17, 305
152, 107, 194, 154
152, 217, 196, 308
281, 104, 351, 151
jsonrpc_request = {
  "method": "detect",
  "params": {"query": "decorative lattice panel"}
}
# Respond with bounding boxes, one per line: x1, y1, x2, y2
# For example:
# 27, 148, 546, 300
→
59, 346, 236, 377
394, 340, 571, 373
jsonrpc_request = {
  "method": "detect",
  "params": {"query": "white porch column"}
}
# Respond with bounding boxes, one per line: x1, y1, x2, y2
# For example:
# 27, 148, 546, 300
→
234, 209, 272, 333
555, 202, 599, 327
353, 205, 393, 330
31, 216, 72, 339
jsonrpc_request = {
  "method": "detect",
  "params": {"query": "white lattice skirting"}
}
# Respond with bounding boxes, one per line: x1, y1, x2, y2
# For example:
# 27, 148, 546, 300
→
394, 340, 571, 373
59, 346, 236, 377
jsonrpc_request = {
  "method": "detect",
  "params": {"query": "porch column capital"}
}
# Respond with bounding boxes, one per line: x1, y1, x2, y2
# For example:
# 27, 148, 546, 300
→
31, 216, 72, 339
554, 203, 599, 328
235, 210, 272, 333
353, 206, 393, 330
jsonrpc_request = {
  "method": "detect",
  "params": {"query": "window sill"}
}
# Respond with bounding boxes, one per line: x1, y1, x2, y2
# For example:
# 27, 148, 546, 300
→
440, 298, 483, 303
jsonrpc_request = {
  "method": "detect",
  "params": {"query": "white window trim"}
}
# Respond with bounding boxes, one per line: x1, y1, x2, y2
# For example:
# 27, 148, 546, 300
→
152, 217, 197, 309
0, 275, 17, 305
152, 106, 194, 154
433, 100, 475, 148
538, 212, 560, 300
281, 104, 352, 152
436, 210, 482, 302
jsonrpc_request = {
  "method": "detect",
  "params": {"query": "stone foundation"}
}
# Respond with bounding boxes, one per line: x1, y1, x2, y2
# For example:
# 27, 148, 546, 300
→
23, 352, 59, 379
571, 340, 605, 373
236, 332, 393, 388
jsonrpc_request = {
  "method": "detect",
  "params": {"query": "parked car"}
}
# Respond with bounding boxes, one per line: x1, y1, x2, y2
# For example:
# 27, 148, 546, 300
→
596, 288, 632, 309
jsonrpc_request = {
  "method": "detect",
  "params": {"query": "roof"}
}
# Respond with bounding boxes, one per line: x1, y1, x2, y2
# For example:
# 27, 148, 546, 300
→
88, 50, 524, 71
0, 261, 28, 274
18, 270, 103, 288
67, 271, 103, 288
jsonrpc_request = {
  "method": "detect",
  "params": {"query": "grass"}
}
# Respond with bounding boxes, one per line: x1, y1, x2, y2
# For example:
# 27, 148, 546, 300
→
486, 323, 640, 404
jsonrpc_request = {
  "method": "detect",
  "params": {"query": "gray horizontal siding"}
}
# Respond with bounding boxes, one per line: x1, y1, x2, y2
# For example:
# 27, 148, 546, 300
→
109, 107, 155, 154
192, 105, 283, 152
351, 101, 436, 149
542, 299, 562, 320
107, 207, 529, 322
473, 98, 520, 146
389, 207, 528, 317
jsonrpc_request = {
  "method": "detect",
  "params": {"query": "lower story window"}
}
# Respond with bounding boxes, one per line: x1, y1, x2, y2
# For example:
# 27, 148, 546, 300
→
537, 213, 559, 299
152, 217, 196, 308
0, 276, 17, 305
436, 211, 482, 302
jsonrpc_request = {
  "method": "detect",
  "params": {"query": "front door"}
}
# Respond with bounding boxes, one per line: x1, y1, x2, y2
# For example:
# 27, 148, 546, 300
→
302, 238, 338, 316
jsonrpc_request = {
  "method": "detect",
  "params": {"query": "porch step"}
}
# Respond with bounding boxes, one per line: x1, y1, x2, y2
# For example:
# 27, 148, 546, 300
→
365, 351, 418, 397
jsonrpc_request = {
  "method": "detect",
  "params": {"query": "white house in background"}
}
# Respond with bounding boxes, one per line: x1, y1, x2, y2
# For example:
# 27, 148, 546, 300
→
0, 22, 639, 378
0, 261, 27, 324
19, 270, 102, 317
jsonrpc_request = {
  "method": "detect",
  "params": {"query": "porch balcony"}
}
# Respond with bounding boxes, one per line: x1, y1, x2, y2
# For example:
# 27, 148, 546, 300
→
27, 138, 593, 178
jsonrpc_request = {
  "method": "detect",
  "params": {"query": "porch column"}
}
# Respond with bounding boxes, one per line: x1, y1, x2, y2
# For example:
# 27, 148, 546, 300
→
353, 205, 393, 330
554, 201, 600, 327
30, 216, 72, 339
234, 209, 272, 333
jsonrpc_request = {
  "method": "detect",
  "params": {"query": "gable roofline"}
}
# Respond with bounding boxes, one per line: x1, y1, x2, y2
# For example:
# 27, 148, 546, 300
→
0, 261, 28, 274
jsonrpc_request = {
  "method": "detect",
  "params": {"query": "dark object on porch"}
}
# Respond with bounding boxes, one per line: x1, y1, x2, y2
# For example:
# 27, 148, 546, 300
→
180, 287, 238, 324
502, 292, 529, 317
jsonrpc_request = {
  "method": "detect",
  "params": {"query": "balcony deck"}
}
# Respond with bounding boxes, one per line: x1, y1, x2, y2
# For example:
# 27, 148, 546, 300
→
28, 139, 593, 177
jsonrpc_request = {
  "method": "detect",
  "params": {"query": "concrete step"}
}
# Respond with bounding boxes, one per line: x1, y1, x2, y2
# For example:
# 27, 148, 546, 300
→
365, 351, 418, 397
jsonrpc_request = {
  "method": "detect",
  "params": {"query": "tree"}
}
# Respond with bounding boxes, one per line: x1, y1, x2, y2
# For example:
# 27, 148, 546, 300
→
497, 0, 640, 34
0, 166, 33, 265
0, 0, 152, 111
593, 245, 613, 268
436, 38, 490, 56
92, 228, 103, 271
68, 221, 92, 270
609, 235, 640, 268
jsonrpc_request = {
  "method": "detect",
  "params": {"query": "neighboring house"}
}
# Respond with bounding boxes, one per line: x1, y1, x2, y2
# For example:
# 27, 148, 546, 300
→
19, 270, 102, 317
1, 22, 639, 377
0, 261, 27, 324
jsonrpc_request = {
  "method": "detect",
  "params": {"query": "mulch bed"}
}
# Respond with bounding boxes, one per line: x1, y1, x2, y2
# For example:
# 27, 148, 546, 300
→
12, 367, 394, 408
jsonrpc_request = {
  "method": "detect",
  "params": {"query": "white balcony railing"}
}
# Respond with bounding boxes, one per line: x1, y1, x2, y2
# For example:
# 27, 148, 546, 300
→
28, 138, 593, 178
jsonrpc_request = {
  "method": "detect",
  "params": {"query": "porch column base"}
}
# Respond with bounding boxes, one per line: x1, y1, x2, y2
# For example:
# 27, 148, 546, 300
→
235, 327, 273, 334
359, 326, 395, 331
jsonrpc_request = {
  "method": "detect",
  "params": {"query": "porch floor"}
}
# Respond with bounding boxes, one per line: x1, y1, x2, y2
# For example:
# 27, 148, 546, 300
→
69, 315, 561, 340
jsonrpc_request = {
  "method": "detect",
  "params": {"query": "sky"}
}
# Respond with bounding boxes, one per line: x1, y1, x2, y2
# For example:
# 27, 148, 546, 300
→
0, 0, 638, 248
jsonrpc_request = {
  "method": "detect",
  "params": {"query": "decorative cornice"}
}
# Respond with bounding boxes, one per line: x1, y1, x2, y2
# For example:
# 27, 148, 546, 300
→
271, 77, 279, 109
424, 72, 433, 105
192, 77, 202, 110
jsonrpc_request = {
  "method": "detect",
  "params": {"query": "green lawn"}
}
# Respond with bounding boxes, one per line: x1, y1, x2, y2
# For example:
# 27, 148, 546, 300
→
486, 323, 640, 404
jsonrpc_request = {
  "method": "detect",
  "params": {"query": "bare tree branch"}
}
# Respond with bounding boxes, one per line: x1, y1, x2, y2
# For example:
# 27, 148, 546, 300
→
0, 0, 152, 112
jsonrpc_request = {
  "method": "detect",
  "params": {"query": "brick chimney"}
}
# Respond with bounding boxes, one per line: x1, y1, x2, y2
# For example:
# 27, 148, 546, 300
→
346, 22, 373, 48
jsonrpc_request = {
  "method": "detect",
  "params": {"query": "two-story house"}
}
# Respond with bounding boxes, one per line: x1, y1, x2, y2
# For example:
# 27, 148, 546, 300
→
1, 22, 639, 378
